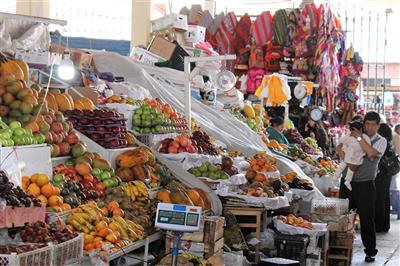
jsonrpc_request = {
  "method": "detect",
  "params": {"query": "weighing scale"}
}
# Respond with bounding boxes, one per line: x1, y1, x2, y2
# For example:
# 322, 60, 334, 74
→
155, 203, 202, 266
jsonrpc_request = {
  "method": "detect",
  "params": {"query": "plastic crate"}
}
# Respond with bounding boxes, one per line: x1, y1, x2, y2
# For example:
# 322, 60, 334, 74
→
311, 198, 349, 215
130, 47, 166, 65
134, 132, 179, 148
274, 234, 309, 266
52, 233, 84, 266
0, 245, 52, 266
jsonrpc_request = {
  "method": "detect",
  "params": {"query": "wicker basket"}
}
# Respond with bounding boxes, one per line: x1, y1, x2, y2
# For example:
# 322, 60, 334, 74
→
0, 245, 52, 266
52, 234, 84, 266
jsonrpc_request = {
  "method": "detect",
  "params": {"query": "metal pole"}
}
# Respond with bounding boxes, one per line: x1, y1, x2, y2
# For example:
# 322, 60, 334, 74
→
184, 57, 192, 133
374, 13, 379, 112
359, 8, 363, 100
366, 12, 371, 110
382, 11, 389, 114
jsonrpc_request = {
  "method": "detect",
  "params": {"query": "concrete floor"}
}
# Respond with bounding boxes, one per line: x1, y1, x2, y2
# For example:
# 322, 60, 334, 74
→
352, 215, 400, 265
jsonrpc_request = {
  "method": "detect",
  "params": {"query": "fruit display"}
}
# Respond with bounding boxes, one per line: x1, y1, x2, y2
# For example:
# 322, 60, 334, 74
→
133, 100, 188, 132
66, 109, 131, 149
105, 95, 137, 104
281, 172, 314, 190
266, 139, 288, 152
0, 170, 41, 207
66, 202, 144, 252
0, 119, 45, 147
0, 243, 48, 254
159, 131, 218, 155
305, 137, 320, 152
23, 173, 73, 212
188, 162, 230, 180
157, 180, 211, 210
247, 155, 277, 173
20, 221, 78, 244
284, 129, 318, 155
242, 180, 288, 198
115, 147, 160, 188
231, 110, 261, 132
277, 214, 313, 229
317, 157, 338, 174
0, 52, 29, 82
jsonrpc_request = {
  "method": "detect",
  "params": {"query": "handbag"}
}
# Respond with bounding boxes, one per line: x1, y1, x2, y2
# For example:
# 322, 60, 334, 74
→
380, 145, 400, 176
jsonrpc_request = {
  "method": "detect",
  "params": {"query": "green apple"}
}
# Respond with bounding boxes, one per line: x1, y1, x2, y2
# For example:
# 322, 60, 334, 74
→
12, 128, 26, 137
92, 168, 103, 178
53, 173, 65, 183
34, 133, 46, 144
9, 121, 22, 129
100, 171, 111, 181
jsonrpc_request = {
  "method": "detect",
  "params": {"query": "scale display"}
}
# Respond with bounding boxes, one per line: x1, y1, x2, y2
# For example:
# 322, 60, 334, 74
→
155, 203, 202, 232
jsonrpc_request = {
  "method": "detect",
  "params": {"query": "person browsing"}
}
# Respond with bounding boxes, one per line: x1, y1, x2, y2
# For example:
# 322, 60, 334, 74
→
266, 116, 289, 145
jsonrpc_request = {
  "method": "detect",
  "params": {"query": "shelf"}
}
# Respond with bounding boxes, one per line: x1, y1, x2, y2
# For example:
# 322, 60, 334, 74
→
328, 255, 351, 260
108, 231, 162, 261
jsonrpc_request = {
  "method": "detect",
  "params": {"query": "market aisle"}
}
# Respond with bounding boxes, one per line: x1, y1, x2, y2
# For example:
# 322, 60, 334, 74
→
352, 216, 400, 265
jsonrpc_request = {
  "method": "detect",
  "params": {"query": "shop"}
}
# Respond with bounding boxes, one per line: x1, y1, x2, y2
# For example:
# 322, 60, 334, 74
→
0, 1, 399, 265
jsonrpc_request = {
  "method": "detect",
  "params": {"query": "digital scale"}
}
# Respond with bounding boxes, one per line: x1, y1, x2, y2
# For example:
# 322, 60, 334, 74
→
155, 203, 202, 266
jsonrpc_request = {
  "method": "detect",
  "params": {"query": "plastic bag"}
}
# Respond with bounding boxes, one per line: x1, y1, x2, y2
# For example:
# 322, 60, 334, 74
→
108, 81, 151, 100
248, 229, 276, 250
12, 23, 50, 52
0, 21, 12, 53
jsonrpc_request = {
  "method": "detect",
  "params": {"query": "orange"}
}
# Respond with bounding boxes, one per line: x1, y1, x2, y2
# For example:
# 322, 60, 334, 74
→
27, 183, 41, 197
36, 174, 49, 187
30, 173, 39, 184
61, 203, 71, 211
93, 236, 103, 243
21, 176, 30, 190
95, 221, 108, 232
93, 240, 103, 249
52, 206, 63, 212
107, 201, 119, 211
41, 184, 55, 198
84, 243, 95, 251
97, 228, 112, 238
84, 233, 95, 244
52, 186, 60, 196
37, 195, 48, 205
112, 208, 124, 217
48, 195, 63, 207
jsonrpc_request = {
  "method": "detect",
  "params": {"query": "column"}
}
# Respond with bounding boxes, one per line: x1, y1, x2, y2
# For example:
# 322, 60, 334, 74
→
16, 0, 49, 18
131, 0, 152, 48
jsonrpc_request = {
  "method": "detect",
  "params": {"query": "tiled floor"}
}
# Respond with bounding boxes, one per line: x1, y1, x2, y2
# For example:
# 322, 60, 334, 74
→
352, 215, 400, 265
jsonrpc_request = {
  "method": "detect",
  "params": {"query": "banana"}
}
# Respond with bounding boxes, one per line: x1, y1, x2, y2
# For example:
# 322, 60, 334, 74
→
124, 183, 132, 197
126, 227, 138, 241
125, 219, 144, 232
69, 213, 94, 232
133, 181, 149, 197
111, 218, 129, 240
81, 205, 101, 222
113, 217, 132, 240
130, 183, 140, 197
90, 205, 107, 217
68, 219, 90, 233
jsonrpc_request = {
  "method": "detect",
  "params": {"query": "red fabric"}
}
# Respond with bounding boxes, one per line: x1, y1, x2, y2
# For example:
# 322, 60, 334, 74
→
252, 11, 273, 46
235, 14, 251, 50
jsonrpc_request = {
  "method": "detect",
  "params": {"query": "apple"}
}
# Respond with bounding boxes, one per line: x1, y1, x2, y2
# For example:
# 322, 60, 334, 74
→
66, 132, 80, 145
50, 144, 60, 157
57, 142, 71, 156
109, 139, 119, 148
51, 122, 64, 133
90, 133, 100, 141
111, 127, 120, 134
95, 126, 106, 132
168, 146, 178, 153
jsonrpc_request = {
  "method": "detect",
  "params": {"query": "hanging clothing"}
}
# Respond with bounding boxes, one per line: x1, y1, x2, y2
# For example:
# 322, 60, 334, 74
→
266, 127, 289, 145
255, 74, 291, 107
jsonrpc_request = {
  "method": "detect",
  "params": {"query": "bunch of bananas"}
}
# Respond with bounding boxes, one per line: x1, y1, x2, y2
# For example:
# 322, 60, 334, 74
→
67, 204, 105, 233
109, 216, 144, 242
123, 180, 149, 202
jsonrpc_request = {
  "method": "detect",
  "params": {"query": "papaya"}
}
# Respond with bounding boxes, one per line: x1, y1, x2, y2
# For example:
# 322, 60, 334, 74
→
193, 188, 211, 210
157, 190, 172, 203
169, 189, 193, 206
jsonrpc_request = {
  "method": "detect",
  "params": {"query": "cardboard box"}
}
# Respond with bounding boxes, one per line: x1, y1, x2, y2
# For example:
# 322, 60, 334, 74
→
148, 36, 176, 60
184, 25, 206, 44
151, 29, 185, 45
151, 13, 188, 32
130, 47, 166, 64
70, 49, 93, 69
68, 86, 98, 105
206, 250, 224, 266
166, 238, 224, 259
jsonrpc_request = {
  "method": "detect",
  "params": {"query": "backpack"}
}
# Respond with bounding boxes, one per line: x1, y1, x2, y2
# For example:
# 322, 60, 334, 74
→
380, 144, 400, 176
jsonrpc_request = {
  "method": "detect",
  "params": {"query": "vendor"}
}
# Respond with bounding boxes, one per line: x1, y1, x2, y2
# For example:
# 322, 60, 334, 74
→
300, 117, 329, 153
266, 116, 289, 145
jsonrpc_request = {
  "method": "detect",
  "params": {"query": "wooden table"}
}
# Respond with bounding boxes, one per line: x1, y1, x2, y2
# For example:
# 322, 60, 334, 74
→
224, 206, 266, 264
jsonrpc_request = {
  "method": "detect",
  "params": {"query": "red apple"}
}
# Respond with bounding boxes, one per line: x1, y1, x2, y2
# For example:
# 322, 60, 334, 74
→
178, 147, 186, 153
57, 142, 71, 156
168, 146, 178, 153
45, 132, 53, 144
172, 141, 180, 148
51, 122, 64, 133
66, 132, 80, 145
50, 144, 60, 157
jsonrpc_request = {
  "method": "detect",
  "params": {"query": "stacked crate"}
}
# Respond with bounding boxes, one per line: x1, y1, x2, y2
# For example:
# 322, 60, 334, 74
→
165, 216, 224, 265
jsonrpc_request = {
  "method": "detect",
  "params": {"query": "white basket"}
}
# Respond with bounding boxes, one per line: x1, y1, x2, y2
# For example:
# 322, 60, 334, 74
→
0, 245, 52, 266
311, 198, 349, 215
52, 234, 84, 266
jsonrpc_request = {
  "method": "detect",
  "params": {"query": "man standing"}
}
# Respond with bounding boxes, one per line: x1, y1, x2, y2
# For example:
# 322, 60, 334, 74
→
393, 124, 400, 155
337, 112, 387, 263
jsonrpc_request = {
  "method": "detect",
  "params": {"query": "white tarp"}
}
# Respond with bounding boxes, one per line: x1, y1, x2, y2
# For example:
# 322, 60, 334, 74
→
91, 51, 324, 200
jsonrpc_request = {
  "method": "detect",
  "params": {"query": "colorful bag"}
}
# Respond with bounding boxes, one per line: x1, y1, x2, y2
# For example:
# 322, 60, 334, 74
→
247, 69, 265, 94
215, 12, 237, 71
272, 9, 289, 46
252, 11, 273, 46
235, 14, 251, 50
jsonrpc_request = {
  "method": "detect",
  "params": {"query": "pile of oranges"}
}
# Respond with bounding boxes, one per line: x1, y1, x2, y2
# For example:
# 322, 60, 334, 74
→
248, 157, 277, 172
22, 173, 70, 212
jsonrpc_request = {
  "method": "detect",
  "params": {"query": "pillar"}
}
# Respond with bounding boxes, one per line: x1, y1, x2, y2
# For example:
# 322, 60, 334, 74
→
131, 0, 152, 48
16, 0, 49, 18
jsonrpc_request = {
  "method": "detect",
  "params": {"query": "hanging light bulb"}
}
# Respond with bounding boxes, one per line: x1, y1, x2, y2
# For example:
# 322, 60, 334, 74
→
58, 51, 75, 80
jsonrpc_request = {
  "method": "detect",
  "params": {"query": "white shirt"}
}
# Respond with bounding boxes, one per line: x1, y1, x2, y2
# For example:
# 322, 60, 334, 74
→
368, 134, 388, 158
339, 133, 371, 165
393, 133, 400, 155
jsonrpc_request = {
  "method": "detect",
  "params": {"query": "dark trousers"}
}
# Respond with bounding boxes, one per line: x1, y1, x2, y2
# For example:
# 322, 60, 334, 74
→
339, 179, 378, 256
375, 171, 392, 232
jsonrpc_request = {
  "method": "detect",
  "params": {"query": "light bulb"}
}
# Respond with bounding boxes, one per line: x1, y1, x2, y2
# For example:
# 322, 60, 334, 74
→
58, 52, 75, 80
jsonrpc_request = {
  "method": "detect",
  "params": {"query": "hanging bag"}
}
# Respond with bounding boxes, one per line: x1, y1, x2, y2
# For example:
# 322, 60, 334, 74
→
272, 9, 289, 46
380, 145, 400, 176
252, 11, 273, 46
